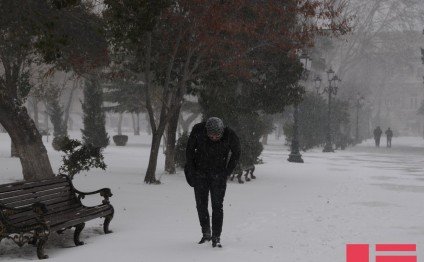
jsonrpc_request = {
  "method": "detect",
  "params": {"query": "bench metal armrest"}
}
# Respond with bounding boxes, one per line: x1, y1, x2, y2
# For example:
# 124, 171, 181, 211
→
74, 188, 112, 204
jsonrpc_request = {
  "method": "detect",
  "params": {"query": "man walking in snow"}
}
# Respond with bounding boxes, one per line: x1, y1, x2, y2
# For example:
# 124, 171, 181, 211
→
185, 117, 241, 248
385, 127, 393, 148
373, 126, 382, 147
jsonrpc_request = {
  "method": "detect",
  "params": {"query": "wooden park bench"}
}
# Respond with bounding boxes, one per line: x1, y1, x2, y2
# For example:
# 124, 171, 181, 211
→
0, 175, 114, 259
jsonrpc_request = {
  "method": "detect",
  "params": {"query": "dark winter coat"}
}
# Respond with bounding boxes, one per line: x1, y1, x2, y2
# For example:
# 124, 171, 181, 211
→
184, 122, 241, 187
373, 128, 382, 138
385, 129, 393, 138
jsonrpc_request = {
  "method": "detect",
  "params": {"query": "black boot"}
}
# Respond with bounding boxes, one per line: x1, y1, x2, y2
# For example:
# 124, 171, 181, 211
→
212, 236, 222, 248
198, 234, 211, 244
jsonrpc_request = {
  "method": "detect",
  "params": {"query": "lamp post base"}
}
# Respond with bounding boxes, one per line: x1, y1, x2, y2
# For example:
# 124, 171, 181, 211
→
288, 152, 304, 163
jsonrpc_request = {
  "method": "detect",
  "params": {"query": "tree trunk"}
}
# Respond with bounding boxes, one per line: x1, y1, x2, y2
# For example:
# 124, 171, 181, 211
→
117, 113, 123, 135
136, 113, 140, 135
162, 131, 167, 154
11, 141, 18, 157
0, 102, 54, 181
276, 122, 283, 140
64, 83, 77, 131
177, 118, 183, 135
145, 113, 152, 135
165, 106, 181, 174
43, 102, 50, 142
144, 132, 163, 184
262, 134, 268, 145
131, 113, 140, 135
33, 97, 39, 129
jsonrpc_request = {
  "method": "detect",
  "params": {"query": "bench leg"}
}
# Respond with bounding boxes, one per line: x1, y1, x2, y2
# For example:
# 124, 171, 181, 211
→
237, 171, 244, 184
35, 226, 49, 260
244, 170, 251, 182
29, 232, 38, 246
36, 237, 48, 259
250, 169, 256, 179
74, 223, 85, 246
104, 213, 114, 234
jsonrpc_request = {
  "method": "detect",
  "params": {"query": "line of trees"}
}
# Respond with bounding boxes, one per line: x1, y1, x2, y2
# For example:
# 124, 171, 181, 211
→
0, 0, 350, 182
103, 0, 350, 184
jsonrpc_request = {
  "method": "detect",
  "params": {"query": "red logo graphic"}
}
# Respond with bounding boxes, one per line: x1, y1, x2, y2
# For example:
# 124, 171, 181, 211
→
347, 244, 417, 262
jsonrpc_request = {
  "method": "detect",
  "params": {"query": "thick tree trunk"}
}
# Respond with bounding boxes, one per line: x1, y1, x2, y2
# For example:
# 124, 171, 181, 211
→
117, 113, 123, 135
145, 113, 152, 136
144, 132, 163, 184
11, 141, 18, 157
0, 102, 54, 181
131, 113, 140, 135
165, 106, 181, 174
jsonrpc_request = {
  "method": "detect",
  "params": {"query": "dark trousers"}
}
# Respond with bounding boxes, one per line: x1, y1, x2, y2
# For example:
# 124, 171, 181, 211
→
387, 137, 392, 148
194, 175, 227, 238
375, 137, 380, 147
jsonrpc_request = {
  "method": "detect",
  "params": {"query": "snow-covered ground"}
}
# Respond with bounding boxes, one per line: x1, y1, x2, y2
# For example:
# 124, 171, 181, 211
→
1, 132, 424, 261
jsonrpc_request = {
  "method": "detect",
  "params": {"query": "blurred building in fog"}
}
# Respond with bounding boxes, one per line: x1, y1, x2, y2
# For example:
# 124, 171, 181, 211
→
372, 31, 424, 136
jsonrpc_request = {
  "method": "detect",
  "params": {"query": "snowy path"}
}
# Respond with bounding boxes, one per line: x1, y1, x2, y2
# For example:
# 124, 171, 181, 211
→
1, 133, 424, 261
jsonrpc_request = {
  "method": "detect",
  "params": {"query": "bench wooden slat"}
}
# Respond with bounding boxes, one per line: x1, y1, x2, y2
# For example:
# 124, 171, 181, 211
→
50, 208, 113, 230
6, 198, 80, 220
10, 203, 83, 225
6, 199, 79, 220
13, 206, 85, 226
7, 200, 79, 220
0, 176, 68, 194
0, 185, 72, 205
7, 191, 76, 209
15, 205, 112, 228
48, 205, 111, 225
0, 182, 70, 200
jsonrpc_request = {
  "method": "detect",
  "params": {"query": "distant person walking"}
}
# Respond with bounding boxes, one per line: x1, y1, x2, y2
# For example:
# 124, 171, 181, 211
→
385, 127, 393, 148
373, 126, 382, 147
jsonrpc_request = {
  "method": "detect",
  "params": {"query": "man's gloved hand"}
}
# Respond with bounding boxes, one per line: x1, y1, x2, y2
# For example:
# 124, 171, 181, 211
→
225, 169, 232, 178
184, 165, 195, 187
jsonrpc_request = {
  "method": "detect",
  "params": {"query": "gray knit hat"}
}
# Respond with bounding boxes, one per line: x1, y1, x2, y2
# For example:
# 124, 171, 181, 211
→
206, 117, 224, 138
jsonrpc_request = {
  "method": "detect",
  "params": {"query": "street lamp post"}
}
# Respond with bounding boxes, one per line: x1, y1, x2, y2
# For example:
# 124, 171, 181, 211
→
355, 92, 364, 143
322, 68, 341, 152
288, 53, 310, 163
314, 75, 322, 95
288, 100, 304, 163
